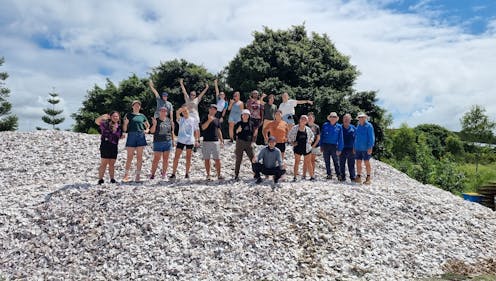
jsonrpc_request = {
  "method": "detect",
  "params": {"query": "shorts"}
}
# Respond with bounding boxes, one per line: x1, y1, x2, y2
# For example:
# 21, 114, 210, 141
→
311, 147, 321, 155
251, 118, 262, 129
275, 142, 286, 153
294, 146, 310, 156
355, 150, 372, 161
282, 114, 295, 125
176, 142, 194, 150
125, 131, 147, 147
153, 140, 172, 152
100, 141, 118, 159
202, 141, 220, 160
228, 114, 241, 123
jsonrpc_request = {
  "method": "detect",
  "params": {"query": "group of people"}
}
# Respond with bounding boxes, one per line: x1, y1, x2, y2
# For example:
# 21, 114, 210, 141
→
95, 78, 375, 185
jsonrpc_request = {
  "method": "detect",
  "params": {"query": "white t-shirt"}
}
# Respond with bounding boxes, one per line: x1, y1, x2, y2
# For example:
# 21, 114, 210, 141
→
279, 99, 298, 116
184, 97, 200, 122
177, 117, 199, 145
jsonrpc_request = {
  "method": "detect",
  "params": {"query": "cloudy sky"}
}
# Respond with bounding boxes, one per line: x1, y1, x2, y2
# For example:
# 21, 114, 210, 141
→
1, 0, 495, 131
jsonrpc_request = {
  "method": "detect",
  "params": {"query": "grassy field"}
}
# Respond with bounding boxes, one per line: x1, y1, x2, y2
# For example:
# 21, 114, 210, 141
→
459, 163, 496, 193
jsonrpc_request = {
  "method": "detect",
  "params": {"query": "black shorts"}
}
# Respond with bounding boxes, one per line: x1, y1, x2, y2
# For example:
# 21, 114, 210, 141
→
100, 141, 118, 159
252, 118, 262, 129
275, 142, 286, 153
176, 142, 194, 150
293, 146, 310, 156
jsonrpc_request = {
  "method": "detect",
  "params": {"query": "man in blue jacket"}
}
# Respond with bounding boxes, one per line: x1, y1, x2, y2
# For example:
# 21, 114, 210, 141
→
339, 113, 356, 182
320, 112, 344, 180
354, 112, 375, 184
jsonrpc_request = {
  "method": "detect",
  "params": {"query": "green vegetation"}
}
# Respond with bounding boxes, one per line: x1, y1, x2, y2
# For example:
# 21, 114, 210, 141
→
0, 56, 18, 131
383, 115, 496, 195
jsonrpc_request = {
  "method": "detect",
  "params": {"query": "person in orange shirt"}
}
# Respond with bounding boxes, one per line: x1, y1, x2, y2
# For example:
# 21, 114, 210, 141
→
263, 110, 289, 161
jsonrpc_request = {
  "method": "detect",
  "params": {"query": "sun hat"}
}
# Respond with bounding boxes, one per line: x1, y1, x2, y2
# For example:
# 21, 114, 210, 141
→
241, 109, 251, 115
357, 112, 367, 118
328, 112, 338, 117
209, 104, 218, 110
131, 100, 141, 106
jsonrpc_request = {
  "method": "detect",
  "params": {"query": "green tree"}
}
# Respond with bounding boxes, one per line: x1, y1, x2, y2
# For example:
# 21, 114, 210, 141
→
72, 60, 215, 133
445, 135, 464, 157
0, 57, 18, 131
460, 105, 495, 143
41, 90, 65, 130
460, 105, 496, 172
414, 124, 453, 159
225, 25, 388, 148
391, 123, 417, 160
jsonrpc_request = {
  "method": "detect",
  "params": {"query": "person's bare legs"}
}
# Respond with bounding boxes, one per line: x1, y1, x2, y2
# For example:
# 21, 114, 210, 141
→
150, 152, 161, 177
162, 152, 170, 177
124, 147, 135, 180
108, 159, 116, 180
229, 121, 235, 141
171, 148, 182, 176
204, 159, 211, 178
135, 146, 144, 181
215, 159, 221, 177
185, 149, 192, 176
356, 159, 363, 183
98, 159, 109, 180
294, 154, 301, 179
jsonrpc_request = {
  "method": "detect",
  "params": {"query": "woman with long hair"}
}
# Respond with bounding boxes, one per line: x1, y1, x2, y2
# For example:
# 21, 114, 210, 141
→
95, 111, 124, 184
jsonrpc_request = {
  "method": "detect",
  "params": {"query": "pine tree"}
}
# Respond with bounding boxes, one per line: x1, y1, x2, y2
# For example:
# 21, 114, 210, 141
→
0, 56, 19, 131
41, 90, 65, 130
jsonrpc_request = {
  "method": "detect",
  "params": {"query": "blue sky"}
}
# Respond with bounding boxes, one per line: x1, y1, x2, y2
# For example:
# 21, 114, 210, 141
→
1, 0, 495, 131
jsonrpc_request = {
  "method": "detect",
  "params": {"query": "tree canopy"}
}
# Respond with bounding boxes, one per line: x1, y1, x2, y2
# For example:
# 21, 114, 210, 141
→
40, 91, 65, 130
460, 105, 495, 144
0, 57, 18, 131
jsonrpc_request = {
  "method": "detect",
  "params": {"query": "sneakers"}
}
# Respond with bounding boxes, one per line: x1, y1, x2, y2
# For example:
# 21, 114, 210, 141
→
169, 174, 176, 180
110, 178, 116, 184
292, 177, 297, 182
185, 174, 190, 179
338, 176, 346, 182
355, 175, 362, 184
255, 177, 263, 184
310, 177, 316, 181
326, 175, 332, 180
149, 174, 155, 180
274, 178, 279, 184
97, 179, 104, 185
364, 175, 371, 185
206, 176, 212, 181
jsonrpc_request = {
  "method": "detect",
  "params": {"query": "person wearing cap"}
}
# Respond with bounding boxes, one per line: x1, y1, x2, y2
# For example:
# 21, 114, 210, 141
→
149, 79, 174, 122
170, 106, 200, 180
339, 113, 356, 182
320, 112, 344, 180
200, 104, 225, 181
179, 78, 209, 124
149, 106, 174, 180
246, 90, 264, 140
214, 79, 228, 123
122, 100, 150, 182
306, 112, 321, 179
288, 115, 315, 181
354, 112, 375, 185
278, 92, 313, 131
233, 109, 257, 181
252, 136, 286, 184
263, 110, 289, 161
227, 91, 244, 142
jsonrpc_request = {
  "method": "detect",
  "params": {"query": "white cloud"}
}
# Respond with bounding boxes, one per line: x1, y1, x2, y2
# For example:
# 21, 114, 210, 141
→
1, 0, 495, 132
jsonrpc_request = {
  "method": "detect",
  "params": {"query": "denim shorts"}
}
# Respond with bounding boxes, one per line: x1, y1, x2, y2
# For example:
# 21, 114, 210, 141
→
355, 150, 372, 161
153, 140, 172, 152
126, 131, 147, 147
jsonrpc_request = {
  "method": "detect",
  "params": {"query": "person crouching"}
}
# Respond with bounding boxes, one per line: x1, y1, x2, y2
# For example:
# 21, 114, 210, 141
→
252, 136, 286, 184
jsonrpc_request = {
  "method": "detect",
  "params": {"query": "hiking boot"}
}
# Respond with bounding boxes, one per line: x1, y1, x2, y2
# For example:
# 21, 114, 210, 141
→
97, 179, 104, 185
364, 175, 371, 185
355, 175, 362, 184
256, 177, 263, 184
110, 178, 116, 184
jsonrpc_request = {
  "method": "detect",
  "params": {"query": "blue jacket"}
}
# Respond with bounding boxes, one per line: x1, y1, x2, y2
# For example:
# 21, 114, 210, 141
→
342, 124, 356, 149
354, 121, 375, 151
319, 122, 344, 151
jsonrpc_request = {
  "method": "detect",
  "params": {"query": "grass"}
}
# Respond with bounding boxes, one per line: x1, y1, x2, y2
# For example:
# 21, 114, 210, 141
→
459, 162, 496, 193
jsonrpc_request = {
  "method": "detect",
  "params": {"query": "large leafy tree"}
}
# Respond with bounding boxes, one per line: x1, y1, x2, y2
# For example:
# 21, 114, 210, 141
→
72, 60, 215, 133
225, 25, 389, 153
0, 57, 18, 131
460, 105, 495, 143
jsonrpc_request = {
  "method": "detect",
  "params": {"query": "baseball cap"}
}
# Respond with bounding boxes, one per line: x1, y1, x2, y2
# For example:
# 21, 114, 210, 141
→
268, 136, 276, 142
131, 100, 141, 106
161, 92, 168, 97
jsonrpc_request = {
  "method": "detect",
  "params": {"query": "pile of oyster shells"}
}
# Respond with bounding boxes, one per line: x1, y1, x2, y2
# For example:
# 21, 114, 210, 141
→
1, 130, 495, 280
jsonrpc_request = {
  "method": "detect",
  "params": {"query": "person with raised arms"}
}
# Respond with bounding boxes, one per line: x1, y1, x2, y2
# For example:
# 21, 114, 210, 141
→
214, 79, 228, 123
227, 91, 244, 142
169, 106, 200, 180
278, 92, 313, 131
179, 78, 209, 124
